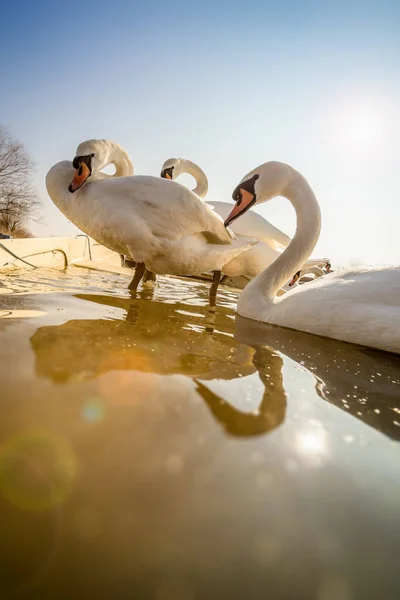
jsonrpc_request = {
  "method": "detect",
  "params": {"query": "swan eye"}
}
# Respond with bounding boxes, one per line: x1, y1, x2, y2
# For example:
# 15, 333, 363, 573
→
235, 193, 242, 205
78, 165, 83, 176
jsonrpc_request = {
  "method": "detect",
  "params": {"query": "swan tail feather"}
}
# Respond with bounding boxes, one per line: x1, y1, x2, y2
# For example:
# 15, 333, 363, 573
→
208, 238, 258, 270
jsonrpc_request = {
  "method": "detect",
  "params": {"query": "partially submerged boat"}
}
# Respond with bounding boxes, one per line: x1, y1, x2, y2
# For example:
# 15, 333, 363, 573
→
0, 236, 123, 272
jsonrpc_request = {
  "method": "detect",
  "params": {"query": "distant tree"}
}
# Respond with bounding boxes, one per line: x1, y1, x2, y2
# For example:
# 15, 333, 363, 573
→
0, 125, 39, 236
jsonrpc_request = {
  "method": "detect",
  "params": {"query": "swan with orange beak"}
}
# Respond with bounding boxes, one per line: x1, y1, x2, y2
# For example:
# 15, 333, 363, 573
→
68, 139, 134, 193
46, 139, 257, 304
224, 174, 260, 228
224, 165, 331, 289
68, 153, 94, 192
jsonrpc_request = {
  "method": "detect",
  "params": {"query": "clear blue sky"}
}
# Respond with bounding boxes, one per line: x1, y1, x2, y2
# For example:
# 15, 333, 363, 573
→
1, 0, 399, 265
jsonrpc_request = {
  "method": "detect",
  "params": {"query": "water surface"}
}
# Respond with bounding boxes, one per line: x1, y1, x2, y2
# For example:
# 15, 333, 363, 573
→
0, 266, 399, 599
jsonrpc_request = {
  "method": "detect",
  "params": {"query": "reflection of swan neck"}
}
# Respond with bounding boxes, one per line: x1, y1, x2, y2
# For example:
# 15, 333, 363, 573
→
241, 171, 321, 308
178, 159, 208, 198
253, 347, 286, 431
197, 344, 287, 437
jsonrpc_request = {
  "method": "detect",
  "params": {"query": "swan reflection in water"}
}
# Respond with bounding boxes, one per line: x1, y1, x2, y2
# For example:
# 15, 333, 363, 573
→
30, 294, 287, 437
236, 316, 400, 441
30, 293, 400, 441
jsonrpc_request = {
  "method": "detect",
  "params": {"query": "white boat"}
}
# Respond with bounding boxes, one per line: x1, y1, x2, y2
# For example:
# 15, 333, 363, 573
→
0, 236, 120, 271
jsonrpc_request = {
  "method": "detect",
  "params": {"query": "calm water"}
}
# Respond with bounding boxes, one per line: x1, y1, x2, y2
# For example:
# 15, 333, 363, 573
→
0, 266, 400, 599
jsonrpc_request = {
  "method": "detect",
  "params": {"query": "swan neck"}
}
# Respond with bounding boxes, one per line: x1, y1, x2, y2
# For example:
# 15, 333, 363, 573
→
102, 143, 134, 177
305, 265, 324, 277
180, 159, 208, 198
254, 179, 321, 302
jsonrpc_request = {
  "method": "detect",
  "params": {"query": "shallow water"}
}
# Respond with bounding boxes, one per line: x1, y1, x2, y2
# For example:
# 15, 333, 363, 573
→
0, 266, 400, 599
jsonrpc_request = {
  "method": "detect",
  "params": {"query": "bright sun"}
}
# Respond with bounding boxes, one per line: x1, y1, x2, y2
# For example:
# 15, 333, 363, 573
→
345, 109, 383, 145
329, 98, 385, 150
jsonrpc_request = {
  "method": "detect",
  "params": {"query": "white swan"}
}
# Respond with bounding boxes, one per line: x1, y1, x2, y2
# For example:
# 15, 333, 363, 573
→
71, 139, 134, 185
161, 157, 290, 249
70, 139, 138, 270
161, 157, 330, 285
224, 161, 400, 354
286, 265, 326, 289
161, 157, 209, 199
46, 139, 256, 303
276, 266, 326, 296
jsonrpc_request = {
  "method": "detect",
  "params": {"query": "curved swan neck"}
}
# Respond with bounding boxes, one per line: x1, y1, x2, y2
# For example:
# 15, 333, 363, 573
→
250, 170, 321, 303
105, 142, 134, 177
302, 265, 324, 278
81, 140, 133, 182
178, 159, 208, 198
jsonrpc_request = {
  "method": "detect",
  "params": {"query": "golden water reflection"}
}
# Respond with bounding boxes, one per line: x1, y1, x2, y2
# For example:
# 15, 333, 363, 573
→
30, 295, 287, 437
27, 291, 400, 441
0, 267, 400, 599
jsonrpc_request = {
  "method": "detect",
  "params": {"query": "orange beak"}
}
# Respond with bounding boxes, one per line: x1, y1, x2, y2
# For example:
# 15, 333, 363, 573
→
289, 273, 300, 287
224, 189, 255, 227
68, 162, 91, 193
164, 172, 172, 180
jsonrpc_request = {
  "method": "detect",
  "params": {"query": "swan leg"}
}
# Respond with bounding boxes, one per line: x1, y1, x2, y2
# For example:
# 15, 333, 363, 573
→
128, 262, 146, 291
209, 270, 221, 307
125, 257, 137, 269
143, 269, 157, 284
121, 255, 137, 269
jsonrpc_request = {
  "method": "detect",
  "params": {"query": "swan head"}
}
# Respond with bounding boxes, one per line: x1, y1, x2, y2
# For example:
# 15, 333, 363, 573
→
224, 162, 293, 227
288, 271, 301, 287
160, 158, 181, 181
68, 139, 120, 193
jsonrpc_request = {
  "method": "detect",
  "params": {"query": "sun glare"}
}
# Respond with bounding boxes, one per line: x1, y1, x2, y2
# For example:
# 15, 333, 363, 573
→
297, 432, 326, 454
296, 423, 327, 457
328, 96, 386, 151
343, 108, 382, 146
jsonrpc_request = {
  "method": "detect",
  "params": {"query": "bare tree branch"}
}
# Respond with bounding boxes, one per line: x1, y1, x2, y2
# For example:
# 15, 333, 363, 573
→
0, 125, 40, 237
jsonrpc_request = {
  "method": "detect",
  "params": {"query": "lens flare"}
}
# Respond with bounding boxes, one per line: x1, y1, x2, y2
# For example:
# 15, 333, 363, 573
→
0, 432, 76, 511
81, 398, 106, 423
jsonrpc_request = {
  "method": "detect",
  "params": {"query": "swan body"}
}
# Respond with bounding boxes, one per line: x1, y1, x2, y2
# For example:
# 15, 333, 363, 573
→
46, 141, 256, 281
161, 157, 330, 283
226, 161, 400, 354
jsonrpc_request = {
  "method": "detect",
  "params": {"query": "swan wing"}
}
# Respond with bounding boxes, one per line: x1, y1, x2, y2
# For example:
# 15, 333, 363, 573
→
85, 176, 235, 245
